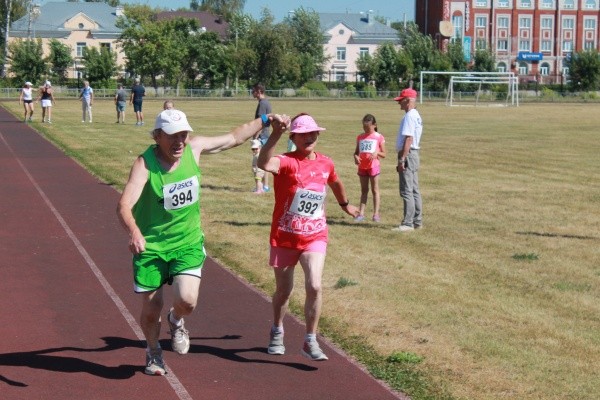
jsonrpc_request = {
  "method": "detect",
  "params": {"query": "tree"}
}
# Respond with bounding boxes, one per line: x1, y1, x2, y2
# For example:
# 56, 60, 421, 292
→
225, 12, 256, 88
1, 0, 28, 78
284, 7, 326, 85
47, 39, 73, 86
397, 22, 435, 78
472, 49, 496, 72
7, 38, 47, 84
81, 45, 119, 87
245, 10, 287, 87
118, 7, 175, 90
187, 31, 228, 87
372, 42, 401, 91
447, 40, 467, 71
356, 53, 376, 83
565, 50, 600, 91
199, 0, 245, 21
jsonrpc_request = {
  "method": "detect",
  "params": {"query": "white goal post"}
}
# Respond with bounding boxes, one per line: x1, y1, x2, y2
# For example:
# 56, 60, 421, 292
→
419, 71, 519, 107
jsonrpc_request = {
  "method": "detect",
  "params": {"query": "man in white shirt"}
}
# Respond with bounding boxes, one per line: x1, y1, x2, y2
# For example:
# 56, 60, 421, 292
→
392, 88, 423, 232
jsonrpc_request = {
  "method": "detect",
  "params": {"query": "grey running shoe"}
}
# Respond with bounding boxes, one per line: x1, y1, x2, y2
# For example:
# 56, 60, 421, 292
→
267, 330, 285, 355
145, 348, 166, 376
301, 341, 328, 361
168, 310, 190, 355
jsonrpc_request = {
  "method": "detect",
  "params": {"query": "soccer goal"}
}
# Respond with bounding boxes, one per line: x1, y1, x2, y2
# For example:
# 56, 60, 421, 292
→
420, 71, 519, 107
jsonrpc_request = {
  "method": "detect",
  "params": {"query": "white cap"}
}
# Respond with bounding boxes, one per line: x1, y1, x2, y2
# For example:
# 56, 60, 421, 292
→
25, 81, 32, 86
251, 139, 261, 149
45, 80, 51, 87
153, 109, 193, 135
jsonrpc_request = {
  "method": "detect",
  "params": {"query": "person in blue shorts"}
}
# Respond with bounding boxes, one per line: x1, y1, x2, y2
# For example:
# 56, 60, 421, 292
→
130, 78, 145, 126
114, 84, 127, 123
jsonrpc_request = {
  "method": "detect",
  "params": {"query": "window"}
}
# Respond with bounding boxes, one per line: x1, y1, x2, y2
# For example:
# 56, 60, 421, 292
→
584, 19, 596, 29
497, 62, 507, 72
585, 0, 596, 9
562, 40, 573, 51
498, 17, 509, 28
339, 29, 345, 35
562, 67, 569, 77
78, 23, 84, 29
497, 39, 508, 50
563, 0, 574, 9
476, 0, 488, 6
100, 43, 111, 52
359, 47, 369, 57
519, 17, 531, 28
519, 40, 530, 51
518, 62, 528, 75
476, 39, 487, 49
452, 15, 463, 39
76, 42, 86, 57
541, 0, 554, 7
541, 40, 552, 51
498, 1, 509, 7
476, 16, 487, 27
541, 18, 553, 29
584, 40, 595, 50
336, 47, 346, 61
540, 63, 550, 75
335, 70, 346, 82
520, 0, 532, 7
563, 18, 574, 29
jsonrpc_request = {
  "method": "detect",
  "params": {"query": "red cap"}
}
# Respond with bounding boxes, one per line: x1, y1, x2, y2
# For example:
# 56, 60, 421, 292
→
393, 88, 418, 102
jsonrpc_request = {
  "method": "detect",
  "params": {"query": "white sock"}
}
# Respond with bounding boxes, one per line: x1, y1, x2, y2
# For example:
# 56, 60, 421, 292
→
271, 325, 284, 334
169, 311, 183, 327
305, 333, 316, 342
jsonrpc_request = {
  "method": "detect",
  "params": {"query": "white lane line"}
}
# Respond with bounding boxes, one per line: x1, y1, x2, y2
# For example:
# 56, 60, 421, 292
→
0, 132, 193, 400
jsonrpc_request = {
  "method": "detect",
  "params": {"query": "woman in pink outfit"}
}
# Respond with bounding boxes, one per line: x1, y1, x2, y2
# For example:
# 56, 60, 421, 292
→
258, 113, 359, 361
353, 114, 386, 222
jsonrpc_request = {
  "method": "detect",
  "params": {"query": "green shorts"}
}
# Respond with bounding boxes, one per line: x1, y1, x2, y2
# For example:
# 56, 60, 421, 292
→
133, 242, 206, 293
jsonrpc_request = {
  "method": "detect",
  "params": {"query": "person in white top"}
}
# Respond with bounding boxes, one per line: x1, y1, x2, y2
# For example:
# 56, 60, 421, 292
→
19, 81, 35, 122
392, 88, 423, 232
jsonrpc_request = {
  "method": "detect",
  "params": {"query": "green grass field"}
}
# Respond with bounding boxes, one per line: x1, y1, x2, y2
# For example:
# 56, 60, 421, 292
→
3, 98, 599, 399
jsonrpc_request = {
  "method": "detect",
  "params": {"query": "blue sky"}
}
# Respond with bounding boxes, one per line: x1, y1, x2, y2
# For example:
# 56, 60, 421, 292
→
115, 0, 416, 22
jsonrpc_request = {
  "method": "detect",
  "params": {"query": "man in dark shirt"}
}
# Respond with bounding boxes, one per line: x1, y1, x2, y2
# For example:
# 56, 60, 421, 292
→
130, 78, 146, 126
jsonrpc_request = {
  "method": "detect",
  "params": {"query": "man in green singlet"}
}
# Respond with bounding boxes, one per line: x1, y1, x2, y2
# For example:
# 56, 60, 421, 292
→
117, 109, 290, 375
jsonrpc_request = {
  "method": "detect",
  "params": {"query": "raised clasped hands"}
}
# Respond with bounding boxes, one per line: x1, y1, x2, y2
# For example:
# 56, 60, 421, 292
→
271, 114, 291, 134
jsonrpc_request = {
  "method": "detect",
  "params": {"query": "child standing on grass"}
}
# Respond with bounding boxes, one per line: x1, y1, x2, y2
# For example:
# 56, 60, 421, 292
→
353, 114, 386, 222
251, 139, 265, 194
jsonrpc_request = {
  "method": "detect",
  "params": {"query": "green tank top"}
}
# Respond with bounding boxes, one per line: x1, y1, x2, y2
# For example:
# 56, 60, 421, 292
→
133, 144, 203, 253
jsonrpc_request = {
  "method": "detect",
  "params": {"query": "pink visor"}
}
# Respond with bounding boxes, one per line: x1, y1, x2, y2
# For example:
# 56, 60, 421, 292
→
290, 115, 326, 134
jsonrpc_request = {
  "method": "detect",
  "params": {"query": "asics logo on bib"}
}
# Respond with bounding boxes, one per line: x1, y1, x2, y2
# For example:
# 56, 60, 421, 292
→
168, 180, 193, 194
300, 192, 324, 201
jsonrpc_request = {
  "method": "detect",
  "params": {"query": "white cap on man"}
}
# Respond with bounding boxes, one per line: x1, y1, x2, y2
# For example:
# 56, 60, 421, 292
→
153, 109, 193, 135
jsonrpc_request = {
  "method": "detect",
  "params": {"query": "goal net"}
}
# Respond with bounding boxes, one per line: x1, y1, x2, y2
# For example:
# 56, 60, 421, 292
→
419, 71, 519, 107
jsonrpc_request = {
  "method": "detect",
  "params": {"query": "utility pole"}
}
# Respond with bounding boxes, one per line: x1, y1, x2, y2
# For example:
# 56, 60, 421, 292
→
27, 0, 32, 39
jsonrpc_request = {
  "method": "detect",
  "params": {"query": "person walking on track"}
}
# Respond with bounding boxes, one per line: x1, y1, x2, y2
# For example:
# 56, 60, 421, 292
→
258, 113, 359, 361
117, 109, 289, 376
19, 81, 35, 122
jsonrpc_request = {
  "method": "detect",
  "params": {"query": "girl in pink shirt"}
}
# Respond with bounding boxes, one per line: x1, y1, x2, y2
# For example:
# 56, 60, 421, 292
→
258, 113, 359, 361
353, 114, 386, 222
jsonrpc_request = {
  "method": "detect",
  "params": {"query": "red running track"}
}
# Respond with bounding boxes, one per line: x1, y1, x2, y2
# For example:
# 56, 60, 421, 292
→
0, 105, 407, 400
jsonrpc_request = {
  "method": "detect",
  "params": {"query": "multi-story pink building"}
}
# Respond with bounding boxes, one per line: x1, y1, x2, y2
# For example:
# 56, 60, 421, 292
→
416, 0, 599, 84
